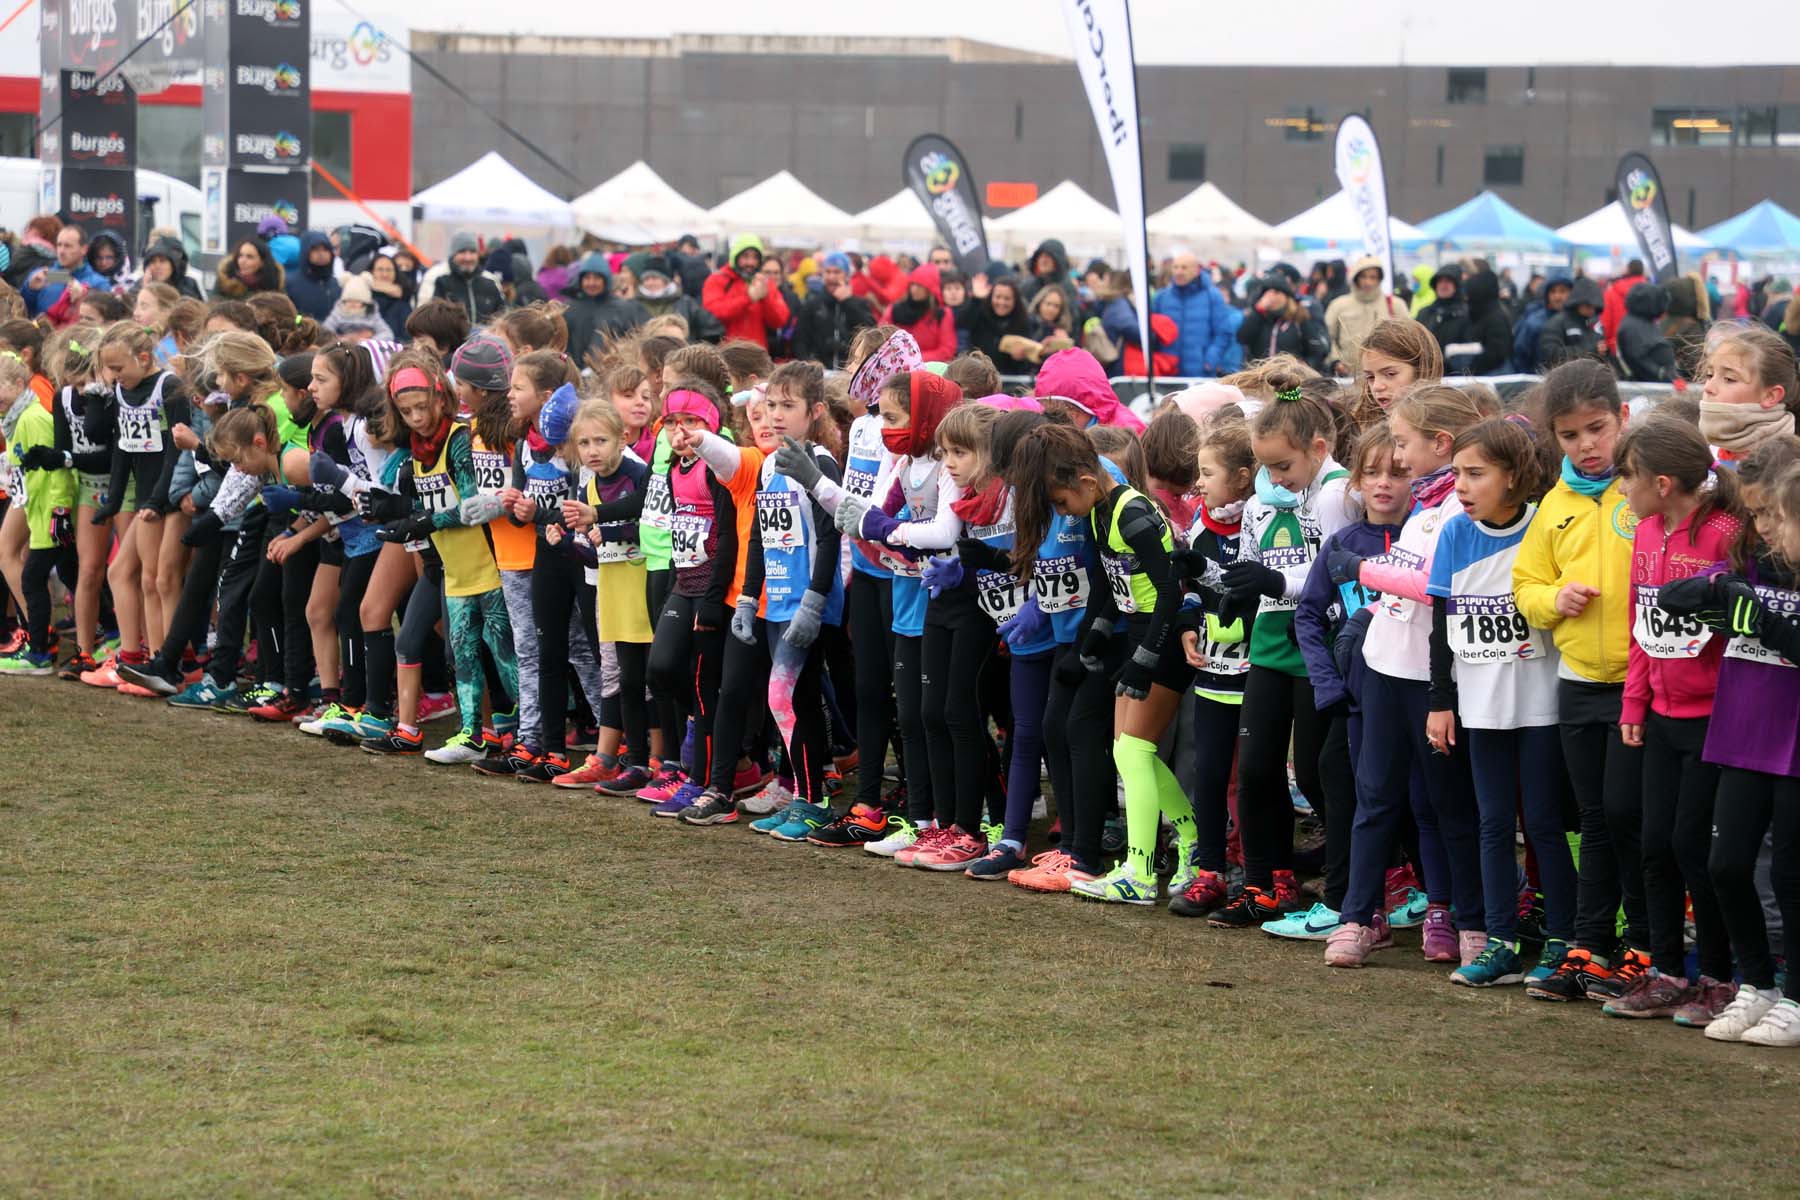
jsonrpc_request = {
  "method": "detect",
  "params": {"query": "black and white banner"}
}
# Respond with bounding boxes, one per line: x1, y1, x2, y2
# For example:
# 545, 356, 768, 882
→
1615, 152, 1678, 282
901, 134, 990, 278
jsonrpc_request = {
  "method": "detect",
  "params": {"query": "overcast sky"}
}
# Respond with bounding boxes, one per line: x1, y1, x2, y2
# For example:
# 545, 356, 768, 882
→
342, 0, 1794, 66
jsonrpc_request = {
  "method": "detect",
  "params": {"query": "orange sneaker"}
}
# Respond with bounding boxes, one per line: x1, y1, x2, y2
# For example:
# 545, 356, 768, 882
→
116, 680, 157, 698
1008, 849, 1096, 893
79, 654, 122, 688
553, 753, 619, 788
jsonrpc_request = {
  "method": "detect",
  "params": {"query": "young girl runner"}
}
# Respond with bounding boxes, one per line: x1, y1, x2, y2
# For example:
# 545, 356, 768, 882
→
1698, 323, 1798, 463
0, 351, 74, 675
1514, 360, 1650, 1002
1426, 418, 1578, 987
242, 354, 323, 720
1349, 318, 1444, 429
1600, 416, 1743, 1014
48, 330, 115, 678
1210, 388, 1357, 927
1325, 385, 1487, 968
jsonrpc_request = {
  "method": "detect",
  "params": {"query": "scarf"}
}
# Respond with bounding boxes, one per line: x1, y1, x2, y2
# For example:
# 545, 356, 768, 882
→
1, 389, 34, 442
409, 415, 452, 464
1254, 466, 1300, 510
1198, 499, 1244, 538
1410, 464, 1457, 510
950, 477, 1007, 526
1560, 455, 1615, 498
1698, 401, 1796, 456
890, 295, 933, 327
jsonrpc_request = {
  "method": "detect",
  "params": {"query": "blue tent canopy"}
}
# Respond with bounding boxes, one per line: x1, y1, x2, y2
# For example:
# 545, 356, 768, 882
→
1698, 199, 1800, 256
1415, 191, 1568, 251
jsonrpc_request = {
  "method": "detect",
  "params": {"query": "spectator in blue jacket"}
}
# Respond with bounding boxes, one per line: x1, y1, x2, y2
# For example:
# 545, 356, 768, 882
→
1151, 252, 1231, 376
285, 231, 342, 321
1509, 273, 1569, 372
20, 223, 107, 318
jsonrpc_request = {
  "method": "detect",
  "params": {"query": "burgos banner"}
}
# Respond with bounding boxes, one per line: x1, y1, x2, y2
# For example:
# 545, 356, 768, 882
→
901, 134, 990, 278
1615, 152, 1678, 283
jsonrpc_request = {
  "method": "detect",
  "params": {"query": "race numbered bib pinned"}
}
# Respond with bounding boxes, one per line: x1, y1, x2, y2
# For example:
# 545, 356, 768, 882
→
1199, 613, 1251, 677
756, 488, 805, 551
591, 525, 646, 565
1446, 593, 1536, 663
975, 569, 1025, 624
640, 471, 675, 531
1256, 544, 1308, 614
1723, 583, 1800, 670
1032, 553, 1087, 614
471, 449, 510, 496
669, 512, 712, 569
1103, 552, 1139, 615
117, 400, 162, 453
415, 472, 455, 515
1370, 548, 1425, 622
1632, 583, 1713, 659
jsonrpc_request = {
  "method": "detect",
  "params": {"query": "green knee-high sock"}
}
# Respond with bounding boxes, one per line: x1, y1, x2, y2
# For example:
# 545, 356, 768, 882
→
1114, 733, 1164, 879
1151, 753, 1197, 853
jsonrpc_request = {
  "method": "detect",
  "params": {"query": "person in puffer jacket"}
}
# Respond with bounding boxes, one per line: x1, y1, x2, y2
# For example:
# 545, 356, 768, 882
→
141, 235, 205, 301
881, 263, 957, 363
285, 230, 342, 321
1538, 276, 1604, 369
1032, 347, 1145, 433
1151, 252, 1232, 376
1660, 272, 1711, 380
1617, 281, 1676, 382
1237, 274, 1329, 373
701, 233, 789, 350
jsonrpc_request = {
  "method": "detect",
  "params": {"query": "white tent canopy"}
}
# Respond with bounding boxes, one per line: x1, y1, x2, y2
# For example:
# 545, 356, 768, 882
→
1146, 182, 1279, 248
572, 161, 717, 244
412, 151, 575, 228
989, 180, 1124, 260
1274, 189, 1428, 249
707, 170, 859, 247
1554, 203, 1713, 255
854, 189, 939, 242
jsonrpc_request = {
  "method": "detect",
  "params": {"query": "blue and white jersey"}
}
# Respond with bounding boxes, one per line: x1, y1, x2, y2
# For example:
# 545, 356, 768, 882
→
1427, 506, 1560, 729
843, 413, 897, 578
757, 450, 844, 626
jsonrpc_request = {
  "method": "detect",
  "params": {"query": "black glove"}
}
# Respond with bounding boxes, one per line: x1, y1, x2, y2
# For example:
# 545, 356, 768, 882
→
1656, 575, 1723, 624
376, 514, 434, 544
695, 597, 727, 632
18, 445, 70, 472
1170, 545, 1206, 576
1761, 607, 1800, 661
1223, 559, 1286, 600
299, 486, 355, 516
181, 509, 224, 546
1053, 649, 1090, 687
88, 502, 120, 526
1319, 697, 1352, 719
955, 537, 1009, 572
1077, 618, 1115, 673
1326, 549, 1364, 586
1114, 643, 1159, 700
359, 487, 412, 523
1333, 606, 1374, 679
1719, 577, 1765, 638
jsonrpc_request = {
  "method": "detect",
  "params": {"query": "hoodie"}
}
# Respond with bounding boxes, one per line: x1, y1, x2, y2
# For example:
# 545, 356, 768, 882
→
562, 253, 649, 364
1617, 282, 1676, 382
1538, 276, 1604, 368
142, 235, 205, 301
1661, 273, 1711, 380
1020, 239, 1079, 319
1417, 267, 1470, 354
622, 251, 724, 342
1510, 273, 1569, 372
702, 233, 790, 350
1601, 267, 1646, 353
1459, 271, 1513, 375
882, 264, 956, 363
1033, 348, 1145, 433
854, 255, 909, 308
1322, 254, 1406, 372
283, 230, 342, 320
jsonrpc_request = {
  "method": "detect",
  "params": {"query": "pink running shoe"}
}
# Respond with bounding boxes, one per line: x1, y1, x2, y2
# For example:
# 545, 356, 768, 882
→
911, 826, 986, 872
416, 692, 458, 724
1008, 849, 1094, 893
1325, 913, 1393, 968
1421, 905, 1458, 962
635, 765, 687, 804
732, 761, 772, 799
1458, 930, 1489, 967
894, 824, 947, 868
79, 655, 122, 688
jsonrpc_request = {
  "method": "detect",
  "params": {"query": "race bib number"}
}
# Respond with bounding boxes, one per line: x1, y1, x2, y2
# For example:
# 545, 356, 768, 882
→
1723, 584, 1800, 670
117, 401, 161, 453
843, 461, 879, 499
1104, 552, 1138, 615
1446, 594, 1535, 663
975, 569, 1025, 624
472, 449, 509, 496
883, 546, 923, 578
757, 489, 804, 551
415, 472, 454, 515
640, 471, 675, 531
592, 529, 645, 565
1632, 583, 1713, 659
5, 462, 25, 503
670, 512, 711, 568
1032, 553, 1087, 614
1200, 613, 1251, 677
524, 471, 567, 508
1256, 545, 1308, 614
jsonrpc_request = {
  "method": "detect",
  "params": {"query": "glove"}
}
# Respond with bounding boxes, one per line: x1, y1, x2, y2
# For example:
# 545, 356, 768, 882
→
1333, 606, 1374, 680
50, 507, 74, 547
18, 445, 70, 472
730, 597, 758, 645
695, 597, 727, 632
308, 451, 350, 491
1114, 643, 1160, 700
833, 492, 872, 537
997, 594, 1049, 649
181, 509, 224, 546
1656, 575, 1723, 625
955, 537, 1009, 572
1224, 560, 1286, 600
376, 514, 434, 544
783, 589, 827, 649
260, 484, 302, 516
922, 555, 964, 598
88, 500, 120, 525
771, 435, 823, 491
1720, 578, 1765, 638
1326, 549, 1364, 586
1172, 546, 1227, 592
1078, 617, 1115, 673
358, 486, 411, 523
1053, 648, 1090, 687
458, 493, 506, 526
299, 486, 354, 515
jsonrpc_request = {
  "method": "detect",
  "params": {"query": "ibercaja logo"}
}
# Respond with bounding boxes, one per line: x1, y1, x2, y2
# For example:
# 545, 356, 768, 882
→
1626, 168, 1657, 212
69, 191, 127, 221
235, 63, 305, 94
920, 151, 960, 196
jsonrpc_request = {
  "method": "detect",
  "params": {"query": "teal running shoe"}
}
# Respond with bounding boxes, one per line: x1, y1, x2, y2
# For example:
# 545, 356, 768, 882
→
750, 802, 801, 835
769, 800, 832, 842
322, 710, 389, 745
1261, 901, 1344, 941
1452, 940, 1525, 987
1387, 887, 1429, 929
1524, 939, 1570, 985
1070, 861, 1158, 906
169, 677, 235, 709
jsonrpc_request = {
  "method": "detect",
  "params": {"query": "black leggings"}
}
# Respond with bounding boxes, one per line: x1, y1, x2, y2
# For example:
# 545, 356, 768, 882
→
1043, 635, 1124, 873
156, 535, 223, 670
251, 537, 320, 694
1558, 680, 1647, 953
1317, 711, 1355, 910
23, 543, 78, 654
648, 592, 725, 783
645, 568, 681, 759
845, 573, 895, 799
1640, 712, 1732, 980
209, 515, 270, 686
922, 600, 997, 832
1237, 665, 1328, 890
1710, 767, 1800, 997
335, 551, 378, 709
1190, 694, 1241, 874
707, 626, 770, 795
893, 633, 932, 823
532, 545, 600, 756
366, 564, 443, 721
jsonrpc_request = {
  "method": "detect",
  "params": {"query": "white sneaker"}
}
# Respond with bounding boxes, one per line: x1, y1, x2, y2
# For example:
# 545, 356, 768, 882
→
1704, 984, 1782, 1042
739, 778, 793, 816
864, 815, 920, 858
425, 730, 490, 765
1741, 998, 1800, 1047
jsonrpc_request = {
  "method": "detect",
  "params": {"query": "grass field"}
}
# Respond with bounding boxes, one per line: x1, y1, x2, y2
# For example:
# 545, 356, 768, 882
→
4, 678, 1799, 1198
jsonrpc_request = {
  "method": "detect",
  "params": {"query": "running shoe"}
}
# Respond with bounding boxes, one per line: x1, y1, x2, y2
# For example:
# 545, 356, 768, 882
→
169, 677, 235, 709
416, 692, 457, 724
636, 765, 688, 805
1741, 998, 1800, 1047
472, 744, 538, 779
1384, 864, 1420, 909
807, 805, 888, 848
1260, 902, 1343, 941
1046, 817, 1061, 845
0, 650, 55, 676
1386, 887, 1429, 930
1100, 817, 1126, 858
650, 782, 705, 818
1451, 940, 1524, 987
323, 710, 389, 745
1525, 939, 1570, 986
1271, 869, 1304, 914
678, 790, 740, 826
1459, 931, 1489, 967
965, 843, 1027, 880
551, 753, 616, 788
1584, 948, 1650, 1002
733, 761, 773, 799
1166, 842, 1205, 897
298, 702, 355, 737
1602, 970, 1692, 1019
78, 654, 123, 689
0, 626, 24, 655
516, 753, 572, 784
1167, 869, 1229, 918
1208, 885, 1280, 928
911, 826, 987, 871
115, 679, 158, 698
1421, 905, 1458, 963
1324, 914, 1393, 968
595, 764, 652, 796
739, 776, 792, 815
426, 729, 492, 765
248, 692, 306, 722
217, 682, 279, 715
979, 821, 1005, 850
116, 657, 181, 695
1009, 849, 1095, 893
1071, 860, 1158, 905
750, 801, 804, 836
361, 727, 424, 756
895, 824, 953, 866
769, 800, 833, 842
1705, 985, 1783, 1042
58, 652, 98, 681
1673, 976, 1736, 1028
864, 814, 921, 858
1524, 947, 1612, 1002
491, 706, 519, 743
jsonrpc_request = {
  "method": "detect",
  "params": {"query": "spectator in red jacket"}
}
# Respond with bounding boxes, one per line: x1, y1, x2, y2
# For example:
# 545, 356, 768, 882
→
701, 234, 790, 349
1600, 257, 1645, 353
881, 263, 957, 362
853, 254, 908, 309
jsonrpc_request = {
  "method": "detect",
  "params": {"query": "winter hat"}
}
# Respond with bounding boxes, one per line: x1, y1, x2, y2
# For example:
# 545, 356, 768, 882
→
450, 334, 514, 394
821, 251, 851, 274
636, 253, 672, 281
847, 329, 922, 410
256, 214, 290, 240
1258, 272, 1295, 299
339, 273, 373, 306
483, 248, 515, 283
449, 230, 480, 256
539, 382, 580, 444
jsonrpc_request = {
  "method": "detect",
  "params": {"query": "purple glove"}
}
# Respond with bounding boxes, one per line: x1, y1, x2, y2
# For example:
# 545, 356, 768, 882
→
922, 554, 964, 598
996, 594, 1049, 648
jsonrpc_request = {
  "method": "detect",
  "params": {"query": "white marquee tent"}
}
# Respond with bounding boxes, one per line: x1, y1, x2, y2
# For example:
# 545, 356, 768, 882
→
1554, 203, 1713, 256
410, 151, 576, 259
1274, 189, 1428, 251
707, 170, 860, 247
1146, 182, 1279, 250
988, 180, 1124, 260
572, 161, 717, 244
854, 189, 939, 242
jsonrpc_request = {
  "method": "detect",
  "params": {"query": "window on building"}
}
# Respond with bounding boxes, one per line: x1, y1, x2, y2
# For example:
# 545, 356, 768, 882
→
137, 105, 202, 187
1483, 145, 1525, 186
1167, 143, 1206, 182
311, 111, 352, 198
0, 113, 33, 158
1447, 69, 1487, 105
1737, 105, 1800, 148
1651, 107, 1735, 147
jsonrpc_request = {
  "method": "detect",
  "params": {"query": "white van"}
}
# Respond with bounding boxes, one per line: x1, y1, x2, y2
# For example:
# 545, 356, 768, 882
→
0, 156, 206, 264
